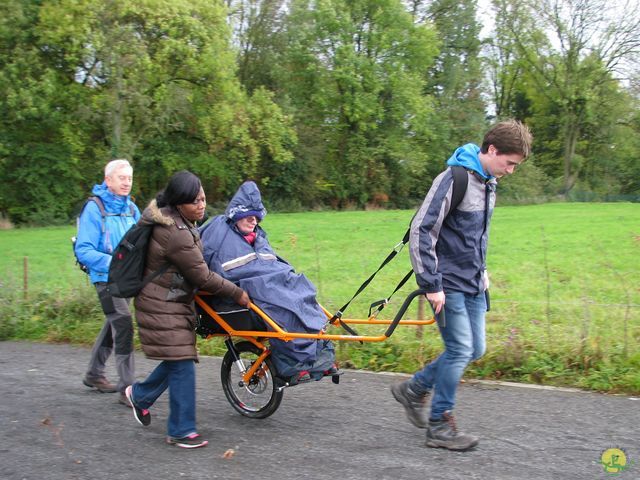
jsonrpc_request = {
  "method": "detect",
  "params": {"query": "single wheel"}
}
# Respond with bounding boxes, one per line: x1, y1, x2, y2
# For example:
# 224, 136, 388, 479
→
221, 341, 283, 419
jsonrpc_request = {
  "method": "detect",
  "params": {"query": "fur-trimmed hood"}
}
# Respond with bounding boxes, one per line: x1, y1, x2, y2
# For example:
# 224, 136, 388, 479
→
141, 199, 178, 227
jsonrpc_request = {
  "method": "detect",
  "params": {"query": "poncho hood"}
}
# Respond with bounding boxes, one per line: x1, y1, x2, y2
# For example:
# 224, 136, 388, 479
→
225, 181, 267, 222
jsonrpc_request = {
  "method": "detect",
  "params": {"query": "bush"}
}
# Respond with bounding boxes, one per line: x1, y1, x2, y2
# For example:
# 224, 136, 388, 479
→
497, 159, 552, 204
0, 284, 103, 343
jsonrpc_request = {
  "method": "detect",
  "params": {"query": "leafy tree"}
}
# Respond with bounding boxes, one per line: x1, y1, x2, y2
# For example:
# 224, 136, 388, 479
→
0, 0, 92, 224
498, 0, 640, 195
226, 0, 287, 94
0, 0, 296, 222
485, 0, 533, 120
419, 0, 488, 180
279, 0, 440, 207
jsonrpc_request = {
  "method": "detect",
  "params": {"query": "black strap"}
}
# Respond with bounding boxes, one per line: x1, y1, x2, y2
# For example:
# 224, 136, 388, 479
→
87, 196, 136, 234
449, 166, 468, 214
368, 269, 414, 317
335, 319, 360, 337
328, 239, 407, 326
140, 263, 171, 290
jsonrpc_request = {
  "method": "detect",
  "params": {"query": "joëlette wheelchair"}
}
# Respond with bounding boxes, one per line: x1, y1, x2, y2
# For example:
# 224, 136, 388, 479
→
194, 288, 434, 419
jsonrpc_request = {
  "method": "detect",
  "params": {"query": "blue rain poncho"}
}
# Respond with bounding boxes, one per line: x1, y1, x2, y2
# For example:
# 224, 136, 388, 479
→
200, 181, 334, 376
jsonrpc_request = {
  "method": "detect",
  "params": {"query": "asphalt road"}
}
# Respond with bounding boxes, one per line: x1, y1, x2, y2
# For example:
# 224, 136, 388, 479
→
1, 340, 638, 480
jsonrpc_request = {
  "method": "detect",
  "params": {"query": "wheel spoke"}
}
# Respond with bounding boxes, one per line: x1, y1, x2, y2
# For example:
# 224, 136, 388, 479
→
221, 342, 283, 418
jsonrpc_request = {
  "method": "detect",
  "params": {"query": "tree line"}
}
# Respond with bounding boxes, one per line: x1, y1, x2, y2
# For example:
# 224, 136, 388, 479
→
1, 0, 639, 225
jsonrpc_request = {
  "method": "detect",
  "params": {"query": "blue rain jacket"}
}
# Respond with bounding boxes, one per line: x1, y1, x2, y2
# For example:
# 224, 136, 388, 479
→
74, 183, 141, 284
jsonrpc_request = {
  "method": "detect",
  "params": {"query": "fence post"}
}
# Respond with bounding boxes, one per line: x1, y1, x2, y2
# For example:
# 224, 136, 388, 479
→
23, 256, 28, 300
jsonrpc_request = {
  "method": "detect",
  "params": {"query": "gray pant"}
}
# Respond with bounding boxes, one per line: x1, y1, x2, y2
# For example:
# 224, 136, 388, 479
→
85, 282, 135, 393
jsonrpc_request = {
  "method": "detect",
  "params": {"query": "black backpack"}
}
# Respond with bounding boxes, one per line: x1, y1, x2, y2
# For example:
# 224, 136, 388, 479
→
107, 222, 169, 298
72, 196, 136, 274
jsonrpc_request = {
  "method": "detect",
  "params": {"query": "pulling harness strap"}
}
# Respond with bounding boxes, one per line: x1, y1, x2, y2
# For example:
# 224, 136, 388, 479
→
328, 238, 407, 327
368, 269, 415, 317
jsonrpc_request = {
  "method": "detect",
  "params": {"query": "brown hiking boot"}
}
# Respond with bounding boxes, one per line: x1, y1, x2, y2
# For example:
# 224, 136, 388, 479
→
391, 380, 429, 428
83, 376, 117, 393
426, 411, 479, 451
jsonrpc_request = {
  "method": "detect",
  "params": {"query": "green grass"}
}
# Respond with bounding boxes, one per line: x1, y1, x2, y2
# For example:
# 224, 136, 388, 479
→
1, 202, 639, 393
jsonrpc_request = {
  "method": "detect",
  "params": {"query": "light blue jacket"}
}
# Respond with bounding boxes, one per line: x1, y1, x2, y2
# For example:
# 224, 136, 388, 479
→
74, 183, 140, 284
409, 144, 497, 294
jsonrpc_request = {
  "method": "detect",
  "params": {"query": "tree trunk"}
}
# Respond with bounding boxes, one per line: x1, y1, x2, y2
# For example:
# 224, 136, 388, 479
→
561, 113, 580, 195
111, 59, 123, 159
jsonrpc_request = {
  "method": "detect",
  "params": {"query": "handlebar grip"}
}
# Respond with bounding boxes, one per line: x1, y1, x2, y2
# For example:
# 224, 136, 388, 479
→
384, 289, 427, 337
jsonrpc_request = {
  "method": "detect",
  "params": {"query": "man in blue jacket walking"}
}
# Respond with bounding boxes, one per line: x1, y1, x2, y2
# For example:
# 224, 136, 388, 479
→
75, 159, 141, 405
392, 120, 533, 450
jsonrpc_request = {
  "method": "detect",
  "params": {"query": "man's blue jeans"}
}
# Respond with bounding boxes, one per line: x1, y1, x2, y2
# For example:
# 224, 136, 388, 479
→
410, 291, 486, 420
131, 359, 196, 438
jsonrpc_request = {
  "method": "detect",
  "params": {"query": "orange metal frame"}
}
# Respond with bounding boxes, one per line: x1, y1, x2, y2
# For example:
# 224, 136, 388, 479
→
194, 293, 435, 343
194, 291, 435, 385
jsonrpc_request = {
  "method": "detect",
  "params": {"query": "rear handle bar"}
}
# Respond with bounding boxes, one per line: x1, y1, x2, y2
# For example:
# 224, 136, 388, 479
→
384, 289, 442, 337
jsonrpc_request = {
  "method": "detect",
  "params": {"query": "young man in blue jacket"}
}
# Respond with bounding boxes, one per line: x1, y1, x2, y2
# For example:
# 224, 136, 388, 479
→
392, 120, 533, 450
75, 159, 141, 405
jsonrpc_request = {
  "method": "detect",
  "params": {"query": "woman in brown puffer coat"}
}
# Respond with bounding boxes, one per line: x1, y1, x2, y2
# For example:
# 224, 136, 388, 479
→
124, 171, 250, 449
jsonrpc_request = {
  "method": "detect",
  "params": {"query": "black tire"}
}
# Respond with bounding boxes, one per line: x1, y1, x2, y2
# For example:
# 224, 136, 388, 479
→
220, 341, 283, 419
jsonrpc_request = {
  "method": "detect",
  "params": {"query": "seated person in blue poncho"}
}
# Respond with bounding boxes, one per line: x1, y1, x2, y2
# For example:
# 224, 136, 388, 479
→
199, 181, 336, 383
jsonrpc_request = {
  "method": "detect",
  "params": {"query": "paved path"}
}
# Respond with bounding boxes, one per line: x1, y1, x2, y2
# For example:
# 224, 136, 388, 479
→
0, 341, 638, 480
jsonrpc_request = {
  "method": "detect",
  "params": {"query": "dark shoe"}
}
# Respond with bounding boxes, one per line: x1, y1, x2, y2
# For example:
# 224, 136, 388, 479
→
166, 433, 209, 449
83, 376, 117, 393
426, 411, 479, 451
125, 385, 151, 426
391, 380, 429, 428
119, 393, 132, 408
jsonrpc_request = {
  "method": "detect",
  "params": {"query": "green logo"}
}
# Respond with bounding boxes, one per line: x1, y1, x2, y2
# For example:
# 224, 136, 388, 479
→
601, 448, 630, 474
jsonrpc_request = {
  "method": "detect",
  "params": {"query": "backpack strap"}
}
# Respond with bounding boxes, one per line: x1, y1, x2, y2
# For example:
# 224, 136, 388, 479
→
140, 262, 171, 290
83, 196, 108, 233
449, 165, 469, 213
86, 196, 137, 233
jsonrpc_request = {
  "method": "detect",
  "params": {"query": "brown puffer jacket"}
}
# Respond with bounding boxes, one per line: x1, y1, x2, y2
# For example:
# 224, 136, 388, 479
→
134, 200, 244, 361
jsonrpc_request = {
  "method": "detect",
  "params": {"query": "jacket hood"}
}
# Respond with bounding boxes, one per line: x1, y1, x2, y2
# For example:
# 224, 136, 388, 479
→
446, 143, 493, 180
225, 181, 267, 222
91, 182, 134, 213
141, 199, 177, 226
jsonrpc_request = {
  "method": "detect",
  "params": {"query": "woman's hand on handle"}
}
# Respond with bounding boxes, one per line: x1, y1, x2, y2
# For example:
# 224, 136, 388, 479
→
237, 290, 251, 308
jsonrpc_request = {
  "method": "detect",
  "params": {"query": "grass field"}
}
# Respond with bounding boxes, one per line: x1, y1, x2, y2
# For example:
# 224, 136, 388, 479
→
1, 202, 639, 392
